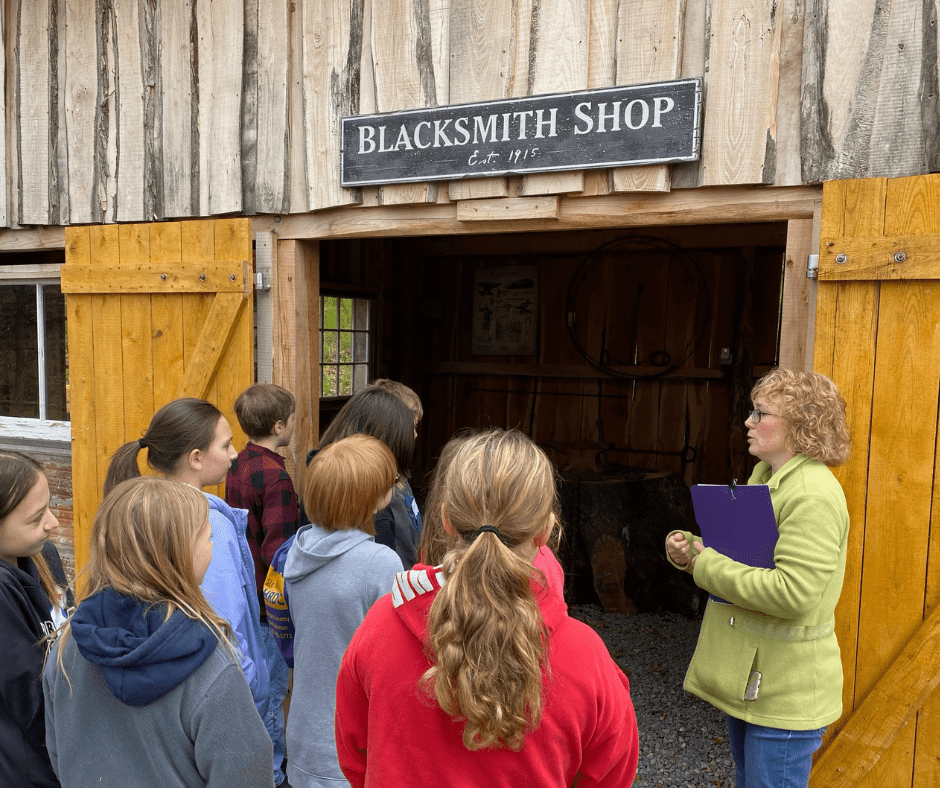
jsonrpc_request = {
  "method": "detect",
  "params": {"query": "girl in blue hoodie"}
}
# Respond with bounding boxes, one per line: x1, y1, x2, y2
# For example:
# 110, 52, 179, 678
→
43, 477, 274, 788
103, 399, 271, 744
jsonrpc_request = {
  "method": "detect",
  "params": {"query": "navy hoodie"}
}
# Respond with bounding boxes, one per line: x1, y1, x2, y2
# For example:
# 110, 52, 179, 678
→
43, 589, 274, 788
69, 589, 217, 705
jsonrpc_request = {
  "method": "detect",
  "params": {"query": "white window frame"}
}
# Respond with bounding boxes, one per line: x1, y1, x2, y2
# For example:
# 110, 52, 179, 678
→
0, 263, 71, 443
319, 293, 374, 400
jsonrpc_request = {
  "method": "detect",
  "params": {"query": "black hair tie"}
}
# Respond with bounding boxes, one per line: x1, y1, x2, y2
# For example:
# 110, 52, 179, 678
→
473, 524, 514, 547
138, 438, 147, 449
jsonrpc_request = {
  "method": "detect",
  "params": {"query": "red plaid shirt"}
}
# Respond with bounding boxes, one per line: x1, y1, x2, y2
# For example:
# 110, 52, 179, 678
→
225, 442, 300, 618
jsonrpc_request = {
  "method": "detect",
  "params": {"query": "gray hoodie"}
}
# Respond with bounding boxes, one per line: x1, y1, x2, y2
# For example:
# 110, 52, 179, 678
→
284, 524, 403, 788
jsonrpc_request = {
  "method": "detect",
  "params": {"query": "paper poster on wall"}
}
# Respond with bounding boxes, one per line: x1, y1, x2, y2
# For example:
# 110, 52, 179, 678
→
472, 267, 538, 355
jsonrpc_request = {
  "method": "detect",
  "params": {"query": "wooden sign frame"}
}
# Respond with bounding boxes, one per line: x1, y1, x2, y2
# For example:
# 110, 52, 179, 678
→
341, 79, 702, 187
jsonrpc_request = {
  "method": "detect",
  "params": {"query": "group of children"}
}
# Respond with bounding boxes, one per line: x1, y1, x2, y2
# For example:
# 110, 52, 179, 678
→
1, 379, 639, 788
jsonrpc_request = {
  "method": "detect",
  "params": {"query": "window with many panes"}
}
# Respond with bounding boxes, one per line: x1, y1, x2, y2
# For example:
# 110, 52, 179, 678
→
319, 295, 373, 398
0, 262, 69, 424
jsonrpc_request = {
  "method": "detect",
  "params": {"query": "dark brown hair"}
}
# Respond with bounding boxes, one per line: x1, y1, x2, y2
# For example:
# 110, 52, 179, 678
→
303, 435, 397, 534
0, 450, 59, 603
234, 383, 295, 439
316, 387, 415, 477
103, 398, 224, 496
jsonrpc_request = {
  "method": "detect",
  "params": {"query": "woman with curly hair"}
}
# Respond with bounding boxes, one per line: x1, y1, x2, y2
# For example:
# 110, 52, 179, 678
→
666, 369, 851, 788
335, 429, 638, 787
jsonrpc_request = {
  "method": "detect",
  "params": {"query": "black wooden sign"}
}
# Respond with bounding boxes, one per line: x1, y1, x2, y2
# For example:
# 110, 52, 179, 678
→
340, 79, 701, 187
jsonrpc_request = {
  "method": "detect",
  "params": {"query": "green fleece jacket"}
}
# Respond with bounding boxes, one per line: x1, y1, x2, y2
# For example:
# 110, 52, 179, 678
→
668, 454, 849, 729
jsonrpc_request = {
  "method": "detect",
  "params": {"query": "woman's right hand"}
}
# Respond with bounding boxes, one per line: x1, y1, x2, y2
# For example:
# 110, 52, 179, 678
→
666, 531, 692, 567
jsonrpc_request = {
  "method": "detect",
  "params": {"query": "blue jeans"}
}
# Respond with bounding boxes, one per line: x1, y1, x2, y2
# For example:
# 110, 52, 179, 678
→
726, 716, 826, 788
262, 623, 289, 786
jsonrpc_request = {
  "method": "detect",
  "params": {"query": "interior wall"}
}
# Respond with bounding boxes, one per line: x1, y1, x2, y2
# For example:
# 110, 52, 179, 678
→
321, 224, 787, 500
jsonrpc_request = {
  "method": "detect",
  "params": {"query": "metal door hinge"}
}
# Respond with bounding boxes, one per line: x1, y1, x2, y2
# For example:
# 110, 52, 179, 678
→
806, 254, 819, 279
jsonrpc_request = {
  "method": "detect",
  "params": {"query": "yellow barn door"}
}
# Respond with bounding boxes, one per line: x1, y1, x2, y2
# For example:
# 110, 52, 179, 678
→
810, 175, 940, 788
61, 219, 254, 572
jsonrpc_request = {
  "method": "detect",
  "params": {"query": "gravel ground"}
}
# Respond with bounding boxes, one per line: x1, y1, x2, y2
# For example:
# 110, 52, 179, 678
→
569, 605, 736, 788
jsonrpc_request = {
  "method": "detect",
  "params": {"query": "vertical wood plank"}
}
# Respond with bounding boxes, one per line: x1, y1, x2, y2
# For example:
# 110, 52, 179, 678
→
195, 0, 243, 215
213, 219, 253, 480
19, 0, 51, 224
778, 218, 814, 371
89, 226, 125, 488
671, 0, 706, 189
118, 224, 154, 445
301, 0, 363, 211
64, 227, 95, 572
287, 0, 306, 212
772, 0, 806, 186
580, 0, 618, 197
0, 4, 7, 226
447, 0, 513, 202
372, 0, 438, 206
856, 281, 940, 788
4, 0, 20, 228
113, 0, 146, 222
612, 0, 686, 193
149, 221, 185, 413
160, 0, 195, 218
519, 0, 588, 197
701, 0, 780, 185
254, 0, 289, 214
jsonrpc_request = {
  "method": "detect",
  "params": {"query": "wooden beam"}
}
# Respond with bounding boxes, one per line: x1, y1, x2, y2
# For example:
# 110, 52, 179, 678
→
61, 260, 249, 293
420, 362, 724, 380
811, 602, 940, 787
456, 196, 559, 223
175, 292, 247, 399
819, 234, 940, 280
265, 186, 820, 239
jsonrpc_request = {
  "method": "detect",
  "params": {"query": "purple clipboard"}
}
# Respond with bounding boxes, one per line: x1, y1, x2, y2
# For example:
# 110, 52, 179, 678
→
690, 483, 778, 570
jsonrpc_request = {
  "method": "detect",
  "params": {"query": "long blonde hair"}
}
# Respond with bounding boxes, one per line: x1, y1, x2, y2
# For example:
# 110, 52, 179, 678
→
55, 478, 231, 673
424, 429, 557, 751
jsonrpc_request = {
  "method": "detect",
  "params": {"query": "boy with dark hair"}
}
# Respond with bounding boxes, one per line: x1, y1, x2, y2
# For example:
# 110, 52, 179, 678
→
226, 383, 299, 788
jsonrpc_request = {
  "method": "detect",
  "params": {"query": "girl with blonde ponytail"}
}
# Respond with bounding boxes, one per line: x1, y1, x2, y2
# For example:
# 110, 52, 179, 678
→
335, 429, 639, 787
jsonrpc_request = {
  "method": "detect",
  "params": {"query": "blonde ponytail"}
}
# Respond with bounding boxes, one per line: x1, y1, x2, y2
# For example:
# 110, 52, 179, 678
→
422, 430, 558, 750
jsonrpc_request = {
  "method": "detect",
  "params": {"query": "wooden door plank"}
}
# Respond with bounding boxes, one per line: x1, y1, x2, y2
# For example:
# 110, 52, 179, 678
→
254, 0, 289, 214
62, 261, 249, 293
160, 0, 195, 218
181, 220, 220, 411
89, 227, 126, 492
519, 0, 588, 197
290, 240, 320, 494
113, 0, 146, 222
195, 0, 242, 215
446, 0, 514, 202
149, 222, 185, 412
811, 600, 940, 787
301, 0, 364, 211
701, 0, 780, 186
372, 0, 438, 206
64, 228, 95, 572
852, 281, 940, 787
212, 218, 253, 457
612, 0, 686, 193
19, 0, 51, 224
118, 225, 154, 455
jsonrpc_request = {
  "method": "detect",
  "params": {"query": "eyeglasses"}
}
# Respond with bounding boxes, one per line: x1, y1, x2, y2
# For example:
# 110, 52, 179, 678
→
748, 408, 780, 424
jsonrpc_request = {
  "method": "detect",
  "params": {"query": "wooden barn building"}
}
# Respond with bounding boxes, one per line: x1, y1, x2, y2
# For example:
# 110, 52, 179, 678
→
0, 2, 937, 785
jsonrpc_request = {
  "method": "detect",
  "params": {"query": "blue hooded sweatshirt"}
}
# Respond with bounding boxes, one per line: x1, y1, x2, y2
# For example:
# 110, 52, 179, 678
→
69, 589, 217, 705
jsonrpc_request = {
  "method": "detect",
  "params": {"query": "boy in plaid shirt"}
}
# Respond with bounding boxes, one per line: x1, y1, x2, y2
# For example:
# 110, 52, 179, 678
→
226, 383, 299, 788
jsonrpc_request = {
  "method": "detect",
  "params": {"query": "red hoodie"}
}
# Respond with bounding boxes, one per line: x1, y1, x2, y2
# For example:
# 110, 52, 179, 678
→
335, 565, 639, 787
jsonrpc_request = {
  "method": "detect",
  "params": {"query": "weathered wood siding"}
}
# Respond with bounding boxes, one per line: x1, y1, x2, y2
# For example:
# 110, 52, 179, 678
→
0, 0, 935, 228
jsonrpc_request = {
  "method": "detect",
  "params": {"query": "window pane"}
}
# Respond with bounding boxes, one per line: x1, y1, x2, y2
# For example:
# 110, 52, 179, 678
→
0, 285, 40, 418
322, 330, 338, 397
44, 286, 68, 419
